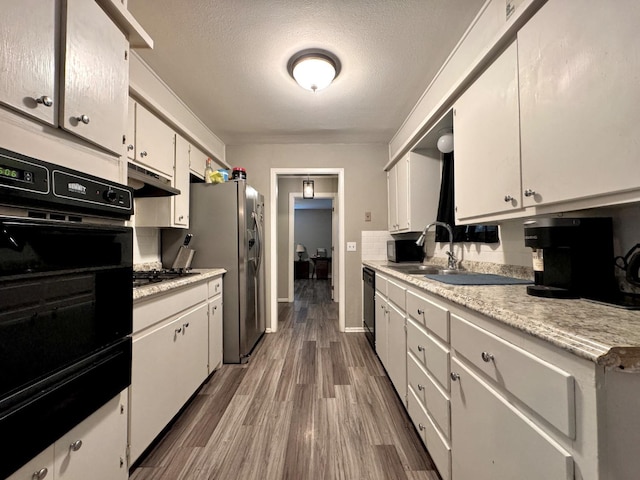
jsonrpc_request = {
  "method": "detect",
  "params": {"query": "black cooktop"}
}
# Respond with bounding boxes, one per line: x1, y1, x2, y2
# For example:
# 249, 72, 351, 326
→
132, 269, 199, 288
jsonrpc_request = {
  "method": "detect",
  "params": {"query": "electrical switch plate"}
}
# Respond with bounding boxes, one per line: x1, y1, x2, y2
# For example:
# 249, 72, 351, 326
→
365, 211, 371, 222
347, 242, 357, 252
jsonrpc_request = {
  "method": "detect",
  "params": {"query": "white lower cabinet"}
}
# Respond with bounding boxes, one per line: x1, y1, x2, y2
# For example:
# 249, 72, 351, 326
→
208, 276, 224, 373
450, 357, 573, 480
7, 391, 128, 480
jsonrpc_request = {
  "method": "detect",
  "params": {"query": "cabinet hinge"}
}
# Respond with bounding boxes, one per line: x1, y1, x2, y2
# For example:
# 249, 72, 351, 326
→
122, 134, 126, 145
126, 444, 131, 464
124, 50, 128, 61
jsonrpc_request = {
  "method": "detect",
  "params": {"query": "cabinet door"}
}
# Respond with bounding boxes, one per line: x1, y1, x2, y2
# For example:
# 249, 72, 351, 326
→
375, 295, 388, 366
189, 144, 208, 179
61, 0, 129, 154
209, 295, 223, 373
387, 168, 398, 231
173, 135, 190, 227
134, 103, 176, 178
126, 98, 136, 160
54, 391, 128, 480
130, 304, 208, 463
6, 447, 54, 480
387, 302, 406, 400
0, 0, 57, 126
454, 41, 521, 221
450, 358, 573, 480
518, 1, 640, 207
395, 155, 410, 231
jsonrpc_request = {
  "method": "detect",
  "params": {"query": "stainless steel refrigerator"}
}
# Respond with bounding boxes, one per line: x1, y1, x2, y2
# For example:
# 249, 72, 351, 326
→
162, 181, 265, 364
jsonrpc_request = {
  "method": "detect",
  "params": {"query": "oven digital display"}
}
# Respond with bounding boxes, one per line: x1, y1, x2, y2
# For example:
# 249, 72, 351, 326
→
0, 164, 34, 183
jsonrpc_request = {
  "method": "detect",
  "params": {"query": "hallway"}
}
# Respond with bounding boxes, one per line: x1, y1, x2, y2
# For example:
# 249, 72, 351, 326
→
130, 279, 439, 479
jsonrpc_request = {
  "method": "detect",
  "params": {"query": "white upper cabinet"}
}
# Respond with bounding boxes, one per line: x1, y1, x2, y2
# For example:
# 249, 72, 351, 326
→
518, 0, 640, 207
61, 0, 129, 155
0, 0, 57, 126
387, 151, 441, 233
453, 41, 522, 221
189, 144, 208, 179
132, 102, 176, 179
0, 0, 133, 155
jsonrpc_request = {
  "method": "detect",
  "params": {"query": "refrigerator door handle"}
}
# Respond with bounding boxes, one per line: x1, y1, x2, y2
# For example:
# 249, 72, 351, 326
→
252, 211, 263, 275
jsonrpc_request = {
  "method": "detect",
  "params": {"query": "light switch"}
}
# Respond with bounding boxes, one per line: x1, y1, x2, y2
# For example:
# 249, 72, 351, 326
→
347, 242, 357, 252
365, 211, 371, 222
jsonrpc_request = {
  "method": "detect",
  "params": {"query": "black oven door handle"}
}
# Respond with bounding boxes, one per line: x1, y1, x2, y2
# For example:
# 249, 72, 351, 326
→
0, 223, 23, 251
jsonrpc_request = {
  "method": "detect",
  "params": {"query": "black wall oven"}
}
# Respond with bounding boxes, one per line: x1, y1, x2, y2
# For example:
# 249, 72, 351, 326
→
362, 267, 375, 349
0, 148, 133, 479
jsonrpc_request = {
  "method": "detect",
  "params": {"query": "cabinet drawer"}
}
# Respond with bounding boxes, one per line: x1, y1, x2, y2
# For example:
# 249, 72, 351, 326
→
208, 276, 223, 298
451, 314, 575, 438
407, 318, 450, 391
451, 358, 573, 480
134, 282, 207, 332
387, 278, 406, 309
407, 355, 450, 439
375, 273, 388, 298
406, 288, 449, 342
408, 388, 451, 480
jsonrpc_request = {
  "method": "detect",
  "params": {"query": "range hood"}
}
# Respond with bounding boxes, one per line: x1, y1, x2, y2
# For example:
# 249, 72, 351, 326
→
127, 163, 180, 197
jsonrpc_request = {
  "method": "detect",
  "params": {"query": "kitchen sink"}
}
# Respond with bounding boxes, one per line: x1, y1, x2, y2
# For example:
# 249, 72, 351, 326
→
385, 264, 465, 275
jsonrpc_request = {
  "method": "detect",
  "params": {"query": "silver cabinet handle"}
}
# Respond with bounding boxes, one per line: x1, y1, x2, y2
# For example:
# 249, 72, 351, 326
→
450, 372, 460, 381
32, 468, 48, 480
504, 195, 513, 202
120, 457, 125, 468
35, 95, 53, 107
524, 189, 536, 197
140, 151, 148, 157
70, 440, 83, 451
417, 308, 424, 315
417, 384, 424, 391
183, 322, 190, 330
175, 327, 182, 334
127, 144, 134, 151
75, 114, 90, 124
481, 351, 494, 362
418, 423, 425, 431
417, 345, 424, 352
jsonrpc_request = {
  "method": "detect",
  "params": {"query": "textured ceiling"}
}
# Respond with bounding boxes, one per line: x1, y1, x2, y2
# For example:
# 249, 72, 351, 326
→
128, 0, 485, 145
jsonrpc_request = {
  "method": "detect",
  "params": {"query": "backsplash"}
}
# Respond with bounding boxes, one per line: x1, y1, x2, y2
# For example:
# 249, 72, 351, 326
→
361, 231, 393, 260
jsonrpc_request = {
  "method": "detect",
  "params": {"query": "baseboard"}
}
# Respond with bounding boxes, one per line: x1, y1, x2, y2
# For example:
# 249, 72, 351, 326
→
344, 326, 366, 333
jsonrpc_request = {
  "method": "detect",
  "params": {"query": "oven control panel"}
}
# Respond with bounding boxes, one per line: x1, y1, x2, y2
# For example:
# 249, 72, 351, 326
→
0, 147, 133, 219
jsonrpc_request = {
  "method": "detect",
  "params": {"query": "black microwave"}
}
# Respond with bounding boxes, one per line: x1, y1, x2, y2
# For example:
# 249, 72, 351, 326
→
387, 239, 425, 263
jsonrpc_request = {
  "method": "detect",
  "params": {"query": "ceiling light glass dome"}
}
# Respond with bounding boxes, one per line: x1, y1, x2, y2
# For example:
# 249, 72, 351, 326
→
288, 49, 341, 92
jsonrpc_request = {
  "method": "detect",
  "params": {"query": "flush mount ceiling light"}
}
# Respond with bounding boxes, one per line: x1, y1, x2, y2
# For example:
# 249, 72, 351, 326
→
287, 49, 341, 92
437, 128, 454, 154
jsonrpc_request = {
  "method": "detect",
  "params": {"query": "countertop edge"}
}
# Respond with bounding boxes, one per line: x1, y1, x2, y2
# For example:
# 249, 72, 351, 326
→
364, 260, 638, 367
133, 268, 226, 301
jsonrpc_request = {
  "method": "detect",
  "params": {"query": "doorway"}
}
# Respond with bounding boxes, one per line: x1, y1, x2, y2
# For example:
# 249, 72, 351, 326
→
289, 193, 337, 302
269, 168, 345, 333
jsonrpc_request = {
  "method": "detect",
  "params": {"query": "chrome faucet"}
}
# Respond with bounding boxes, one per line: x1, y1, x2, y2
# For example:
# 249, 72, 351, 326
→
415, 221, 458, 270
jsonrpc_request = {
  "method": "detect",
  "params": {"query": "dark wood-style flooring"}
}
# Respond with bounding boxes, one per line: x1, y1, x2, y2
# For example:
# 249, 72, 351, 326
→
130, 279, 440, 480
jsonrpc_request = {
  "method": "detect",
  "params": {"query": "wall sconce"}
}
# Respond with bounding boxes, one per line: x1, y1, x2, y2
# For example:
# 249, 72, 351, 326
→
296, 244, 305, 261
437, 129, 454, 153
303, 179, 315, 199
287, 49, 341, 92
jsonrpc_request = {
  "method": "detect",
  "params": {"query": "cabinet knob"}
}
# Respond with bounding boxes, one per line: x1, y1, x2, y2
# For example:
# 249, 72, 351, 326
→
120, 457, 125, 468
179, 215, 184, 220
481, 351, 494, 362
504, 195, 513, 202
70, 439, 83, 451
127, 144, 134, 151
75, 114, 90, 125
175, 327, 182, 335
450, 372, 460, 382
183, 322, 190, 329
417, 345, 424, 352
417, 308, 424, 315
524, 189, 536, 197
418, 423, 425, 431
35, 95, 53, 107
417, 384, 424, 391
140, 151, 148, 158
32, 468, 48, 480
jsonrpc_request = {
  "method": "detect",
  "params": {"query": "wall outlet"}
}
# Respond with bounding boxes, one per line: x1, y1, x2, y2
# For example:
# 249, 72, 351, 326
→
347, 242, 357, 252
365, 211, 371, 222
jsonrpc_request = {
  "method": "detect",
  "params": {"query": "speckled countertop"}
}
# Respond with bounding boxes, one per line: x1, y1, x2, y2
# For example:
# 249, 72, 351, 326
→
364, 260, 640, 370
133, 268, 226, 301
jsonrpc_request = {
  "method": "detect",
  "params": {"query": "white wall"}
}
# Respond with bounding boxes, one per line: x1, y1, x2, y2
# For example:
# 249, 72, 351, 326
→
227, 143, 389, 330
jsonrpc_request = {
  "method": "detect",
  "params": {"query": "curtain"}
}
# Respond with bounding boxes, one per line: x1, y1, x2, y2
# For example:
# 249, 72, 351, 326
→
435, 152, 499, 243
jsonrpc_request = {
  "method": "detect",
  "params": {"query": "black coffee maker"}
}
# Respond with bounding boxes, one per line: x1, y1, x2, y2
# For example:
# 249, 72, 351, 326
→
523, 217, 617, 300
